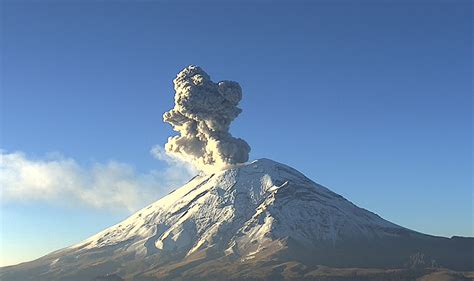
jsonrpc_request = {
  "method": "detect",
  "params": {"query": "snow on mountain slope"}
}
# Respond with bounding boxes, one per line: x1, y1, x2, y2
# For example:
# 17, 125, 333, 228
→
71, 158, 405, 258
2, 158, 472, 281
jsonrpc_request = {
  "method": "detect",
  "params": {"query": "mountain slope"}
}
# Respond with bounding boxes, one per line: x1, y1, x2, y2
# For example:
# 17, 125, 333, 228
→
1, 159, 472, 281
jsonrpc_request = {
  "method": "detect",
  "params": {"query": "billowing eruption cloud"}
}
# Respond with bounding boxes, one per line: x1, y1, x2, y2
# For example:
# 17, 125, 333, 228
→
163, 65, 250, 173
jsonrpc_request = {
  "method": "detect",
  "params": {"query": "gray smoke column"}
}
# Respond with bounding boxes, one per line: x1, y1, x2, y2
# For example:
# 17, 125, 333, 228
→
163, 65, 251, 173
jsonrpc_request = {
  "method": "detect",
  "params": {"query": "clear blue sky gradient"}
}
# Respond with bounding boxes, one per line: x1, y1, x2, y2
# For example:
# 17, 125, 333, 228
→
1, 0, 472, 265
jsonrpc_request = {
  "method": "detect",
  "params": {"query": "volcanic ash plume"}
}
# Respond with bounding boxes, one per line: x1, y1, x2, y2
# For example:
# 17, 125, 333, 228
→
163, 65, 251, 173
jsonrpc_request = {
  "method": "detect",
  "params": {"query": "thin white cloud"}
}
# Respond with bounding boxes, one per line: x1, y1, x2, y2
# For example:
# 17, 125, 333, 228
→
0, 148, 196, 212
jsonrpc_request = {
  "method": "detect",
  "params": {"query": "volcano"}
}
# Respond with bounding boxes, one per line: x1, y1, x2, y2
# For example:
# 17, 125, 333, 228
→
1, 159, 472, 281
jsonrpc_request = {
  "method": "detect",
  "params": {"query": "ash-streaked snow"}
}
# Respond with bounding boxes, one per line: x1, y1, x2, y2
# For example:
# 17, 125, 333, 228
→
1, 158, 472, 281
72, 158, 402, 257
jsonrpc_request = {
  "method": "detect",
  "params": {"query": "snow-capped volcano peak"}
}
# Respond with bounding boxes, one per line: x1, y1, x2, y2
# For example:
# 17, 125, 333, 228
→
2, 158, 472, 281
73, 158, 403, 258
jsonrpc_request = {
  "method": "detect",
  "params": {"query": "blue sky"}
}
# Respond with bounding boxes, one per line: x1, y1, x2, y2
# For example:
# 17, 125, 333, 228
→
1, 0, 472, 266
